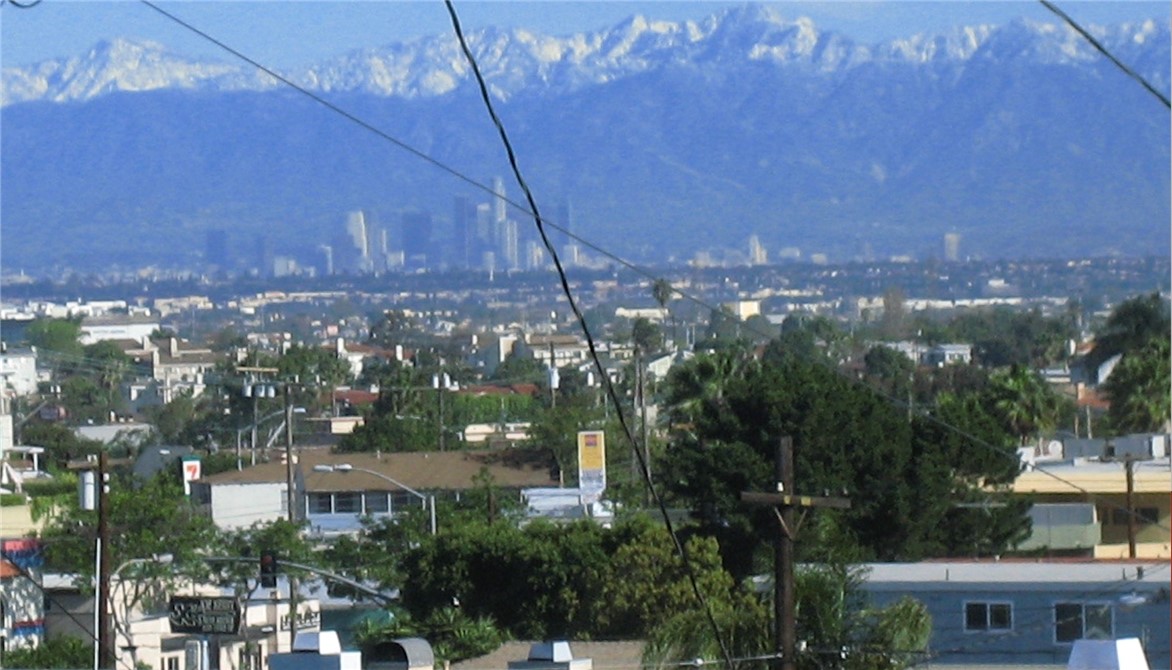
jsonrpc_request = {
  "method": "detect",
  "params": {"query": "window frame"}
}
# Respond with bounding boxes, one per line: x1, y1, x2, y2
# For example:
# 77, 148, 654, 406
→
307, 492, 333, 514
1054, 601, 1114, 644
963, 600, 1014, 633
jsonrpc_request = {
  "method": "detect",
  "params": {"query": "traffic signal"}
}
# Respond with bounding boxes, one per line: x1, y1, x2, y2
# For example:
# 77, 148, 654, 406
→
259, 550, 278, 588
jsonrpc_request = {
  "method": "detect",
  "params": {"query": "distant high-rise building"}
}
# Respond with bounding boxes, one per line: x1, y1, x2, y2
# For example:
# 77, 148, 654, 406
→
748, 235, 767, 265
525, 240, 545, 269
504, 219, 519, 271
272, 256, 298, 277
345, 210, 372, 272
347, 211, 368, 257
318, 244, 334, 276
254, 235, 272, 277
562, 243, 580, 267
944, 232, 961, 262
492, 177, 507, 225
453, 195, 476, 268
555, 199, 573, 249
402, 210, 433, 266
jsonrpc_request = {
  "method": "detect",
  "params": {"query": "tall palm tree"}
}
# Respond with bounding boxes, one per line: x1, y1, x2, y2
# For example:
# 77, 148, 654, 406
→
651, 277, 676, 347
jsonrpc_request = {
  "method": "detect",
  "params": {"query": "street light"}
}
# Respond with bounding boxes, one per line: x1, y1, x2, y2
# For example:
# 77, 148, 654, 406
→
432, 373, 456, 451
312, 464, 436, 534
108, 554, 173, 670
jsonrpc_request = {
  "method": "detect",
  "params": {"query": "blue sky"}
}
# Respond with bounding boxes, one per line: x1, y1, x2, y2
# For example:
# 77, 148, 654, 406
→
2, 1, 1168, 69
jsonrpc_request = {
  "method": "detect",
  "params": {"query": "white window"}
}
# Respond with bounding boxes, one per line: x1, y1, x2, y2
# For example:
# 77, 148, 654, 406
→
165, 656, 180, 670
965, 601, 1013, 632
1055, 602, 1113, 643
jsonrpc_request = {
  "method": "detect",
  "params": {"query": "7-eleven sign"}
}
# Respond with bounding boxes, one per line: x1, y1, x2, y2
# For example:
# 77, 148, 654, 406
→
181, 455, 201, 496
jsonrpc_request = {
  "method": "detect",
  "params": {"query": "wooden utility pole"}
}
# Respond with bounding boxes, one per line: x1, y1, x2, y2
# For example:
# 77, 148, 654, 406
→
97, 451, 114, 669
742, 437, 851, 670
284, 383, 300, 650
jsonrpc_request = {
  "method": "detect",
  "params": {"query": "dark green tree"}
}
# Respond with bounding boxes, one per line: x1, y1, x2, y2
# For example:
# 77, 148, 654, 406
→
490, 349, 546, 384
631, 316, 664, 354
1101, 335, 1171, 434
0, 635, 92, 669
21, 421, 103, 470
985, 365, 1066, 447
39, 467, 222, 619
1091, 292, 1170, 368
278, 343, 352, 389
651, 277, 677, 345
660, 353, 1025, 572
24, 317, 83, 356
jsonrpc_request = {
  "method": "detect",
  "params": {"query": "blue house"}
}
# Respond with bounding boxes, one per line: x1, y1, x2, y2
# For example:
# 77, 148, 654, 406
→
863, 561, 1169, 667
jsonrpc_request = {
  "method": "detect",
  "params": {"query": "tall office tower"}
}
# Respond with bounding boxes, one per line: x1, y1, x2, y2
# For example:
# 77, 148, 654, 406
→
345, 210, 371, 272
555, 199, 573, 248
453, 195, 475, 268
471, 202, 492, 266
493, 176, 509, 224
748, 235, 767, 265
503, 219, 520, 271
482, 250, 497, 275
374, 226, 390, 273
525, 240, 545, 269
401, 210, 433, 268
205, 229, 229, 270
562, 243, 580, 267
943, 232, 961, 262
318, 244, 334, 276
254, 235, 272, 277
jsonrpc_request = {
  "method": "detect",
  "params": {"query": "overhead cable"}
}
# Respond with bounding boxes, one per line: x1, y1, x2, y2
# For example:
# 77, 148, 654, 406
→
442, 2, 736, 668
1039, 0, 1171, 108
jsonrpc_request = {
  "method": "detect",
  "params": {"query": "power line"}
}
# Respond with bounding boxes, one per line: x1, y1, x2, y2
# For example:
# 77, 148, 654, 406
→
441, 3, 736, 669
131, 0, 1168, 549
1039, 0, 1171, 109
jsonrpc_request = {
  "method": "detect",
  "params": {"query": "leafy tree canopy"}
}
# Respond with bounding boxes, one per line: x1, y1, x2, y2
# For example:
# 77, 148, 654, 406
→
1102, 335, 1171, 434
25, 317, 82, 356
659, 353, 1024, 572
1092, 292, 1170, 367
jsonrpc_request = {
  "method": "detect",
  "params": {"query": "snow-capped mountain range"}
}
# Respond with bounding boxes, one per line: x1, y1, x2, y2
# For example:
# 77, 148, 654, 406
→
3, 5, 1166, 106
1, 5, 1169, 274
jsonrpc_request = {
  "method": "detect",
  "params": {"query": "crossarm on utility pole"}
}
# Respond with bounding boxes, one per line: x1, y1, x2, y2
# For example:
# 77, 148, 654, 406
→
741, 436, 851, 670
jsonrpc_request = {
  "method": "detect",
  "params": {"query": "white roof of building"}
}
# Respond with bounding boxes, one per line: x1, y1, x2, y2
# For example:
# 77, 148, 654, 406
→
863, 561, 1167, 592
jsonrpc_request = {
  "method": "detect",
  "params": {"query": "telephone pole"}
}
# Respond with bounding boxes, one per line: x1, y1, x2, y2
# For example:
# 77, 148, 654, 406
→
742, 437, 851, 670
284, 383, 300, 650
97, 452, 114, 669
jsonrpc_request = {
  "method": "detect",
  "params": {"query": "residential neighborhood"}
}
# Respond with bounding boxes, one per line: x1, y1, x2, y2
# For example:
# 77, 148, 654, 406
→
1, 254, 1168, 670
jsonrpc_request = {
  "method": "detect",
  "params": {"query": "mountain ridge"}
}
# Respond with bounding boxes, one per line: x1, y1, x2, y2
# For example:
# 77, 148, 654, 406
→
4, 6, 1167, 106
1, 5, 1168, 274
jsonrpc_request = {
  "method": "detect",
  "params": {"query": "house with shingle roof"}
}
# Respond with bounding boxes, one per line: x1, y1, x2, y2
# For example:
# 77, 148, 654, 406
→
190, 448, 558, 534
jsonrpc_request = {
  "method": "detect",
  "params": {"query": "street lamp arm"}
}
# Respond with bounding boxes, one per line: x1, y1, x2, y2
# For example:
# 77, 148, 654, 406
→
201, 556, 396, 605
345, 466, 429, 501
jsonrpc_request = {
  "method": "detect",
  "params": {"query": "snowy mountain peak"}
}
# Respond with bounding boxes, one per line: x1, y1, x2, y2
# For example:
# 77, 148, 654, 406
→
1, 4, 1168, 106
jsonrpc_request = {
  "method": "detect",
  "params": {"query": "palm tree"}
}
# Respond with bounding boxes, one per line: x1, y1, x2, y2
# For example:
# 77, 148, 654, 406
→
663, 349, 754, 434
1102, 335, 1171, 433
651, 277, 676, 347
989, 365, 1063, 447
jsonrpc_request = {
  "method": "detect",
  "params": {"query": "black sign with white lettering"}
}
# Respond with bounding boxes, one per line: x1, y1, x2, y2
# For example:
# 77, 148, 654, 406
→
168, 596, 242, 635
